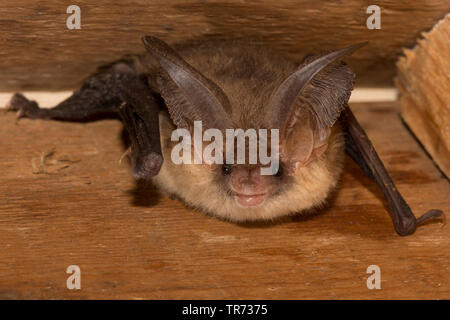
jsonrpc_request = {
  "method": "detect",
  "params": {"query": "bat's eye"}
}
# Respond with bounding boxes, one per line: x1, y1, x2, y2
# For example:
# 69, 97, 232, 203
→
222, 164, 233, 175
274, 165, 283, 177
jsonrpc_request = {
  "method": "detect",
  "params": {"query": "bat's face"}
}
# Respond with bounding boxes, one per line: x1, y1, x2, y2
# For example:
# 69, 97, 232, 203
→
142, 36, 357, 221
213, 127, 346, 217
153, 113, 345, 221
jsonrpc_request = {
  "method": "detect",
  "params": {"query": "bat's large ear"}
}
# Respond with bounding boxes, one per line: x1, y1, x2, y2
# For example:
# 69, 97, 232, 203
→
265, 43, 366, 173
142, 36, 234, 131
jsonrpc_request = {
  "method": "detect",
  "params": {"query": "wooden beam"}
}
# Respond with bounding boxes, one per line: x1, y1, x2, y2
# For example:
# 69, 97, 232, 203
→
1, 1, 449, 90
396, 14, 450, 178
0, 102, 448, 299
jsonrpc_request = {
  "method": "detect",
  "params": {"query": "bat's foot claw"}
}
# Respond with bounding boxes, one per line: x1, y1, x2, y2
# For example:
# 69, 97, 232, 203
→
6, 93, 43, 120
416, 209, 445, 226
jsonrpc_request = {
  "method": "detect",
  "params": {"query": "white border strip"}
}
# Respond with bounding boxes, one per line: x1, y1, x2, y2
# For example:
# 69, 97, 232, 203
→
0, 87, 398, 109
349, 87, 397, 102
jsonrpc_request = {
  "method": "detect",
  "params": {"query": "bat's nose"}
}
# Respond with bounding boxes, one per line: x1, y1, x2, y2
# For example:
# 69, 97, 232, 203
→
235, 167, 261, 188
230, 166, 267, 198
238, 171, 260, 187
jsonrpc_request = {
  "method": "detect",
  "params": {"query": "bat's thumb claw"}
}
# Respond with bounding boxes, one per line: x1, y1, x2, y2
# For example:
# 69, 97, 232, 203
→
119, 147, 132, 165
416, 209, 445, 226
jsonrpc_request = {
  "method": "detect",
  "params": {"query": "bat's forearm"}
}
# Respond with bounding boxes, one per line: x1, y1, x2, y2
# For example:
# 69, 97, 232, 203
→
341, 106, 443, 235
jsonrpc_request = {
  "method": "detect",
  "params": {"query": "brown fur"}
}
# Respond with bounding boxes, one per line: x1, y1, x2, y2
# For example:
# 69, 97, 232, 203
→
147, 42, 346, 221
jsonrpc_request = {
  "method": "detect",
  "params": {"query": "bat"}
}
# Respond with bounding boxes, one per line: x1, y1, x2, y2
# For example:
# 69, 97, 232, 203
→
7, 36, 443, 236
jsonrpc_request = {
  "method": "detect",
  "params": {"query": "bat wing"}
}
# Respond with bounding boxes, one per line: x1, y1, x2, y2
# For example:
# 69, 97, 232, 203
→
7, 58, 163, 179
340, 105, 443, 236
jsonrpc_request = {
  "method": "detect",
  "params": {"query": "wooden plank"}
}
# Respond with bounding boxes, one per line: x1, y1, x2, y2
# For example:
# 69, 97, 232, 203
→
396, 14, 450, 178
0, 102, 448, 299
1, 1, 449, 90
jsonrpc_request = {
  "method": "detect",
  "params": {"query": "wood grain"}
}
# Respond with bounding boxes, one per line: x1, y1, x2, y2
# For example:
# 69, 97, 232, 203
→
396, 14, 450, 178
0, 102, 448, 299
0, 1, 449, 90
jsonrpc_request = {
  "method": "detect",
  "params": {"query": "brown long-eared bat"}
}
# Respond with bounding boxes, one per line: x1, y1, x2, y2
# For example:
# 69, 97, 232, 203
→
7, 36, 443, 236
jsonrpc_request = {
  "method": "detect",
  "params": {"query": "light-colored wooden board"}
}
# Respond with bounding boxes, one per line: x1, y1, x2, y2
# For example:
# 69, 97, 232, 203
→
0, 102, 448, 299
0, 1, 449, 90
396, 14, 450, 178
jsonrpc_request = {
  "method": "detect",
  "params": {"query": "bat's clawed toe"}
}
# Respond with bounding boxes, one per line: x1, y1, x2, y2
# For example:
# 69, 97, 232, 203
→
6, 93, 43, 119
